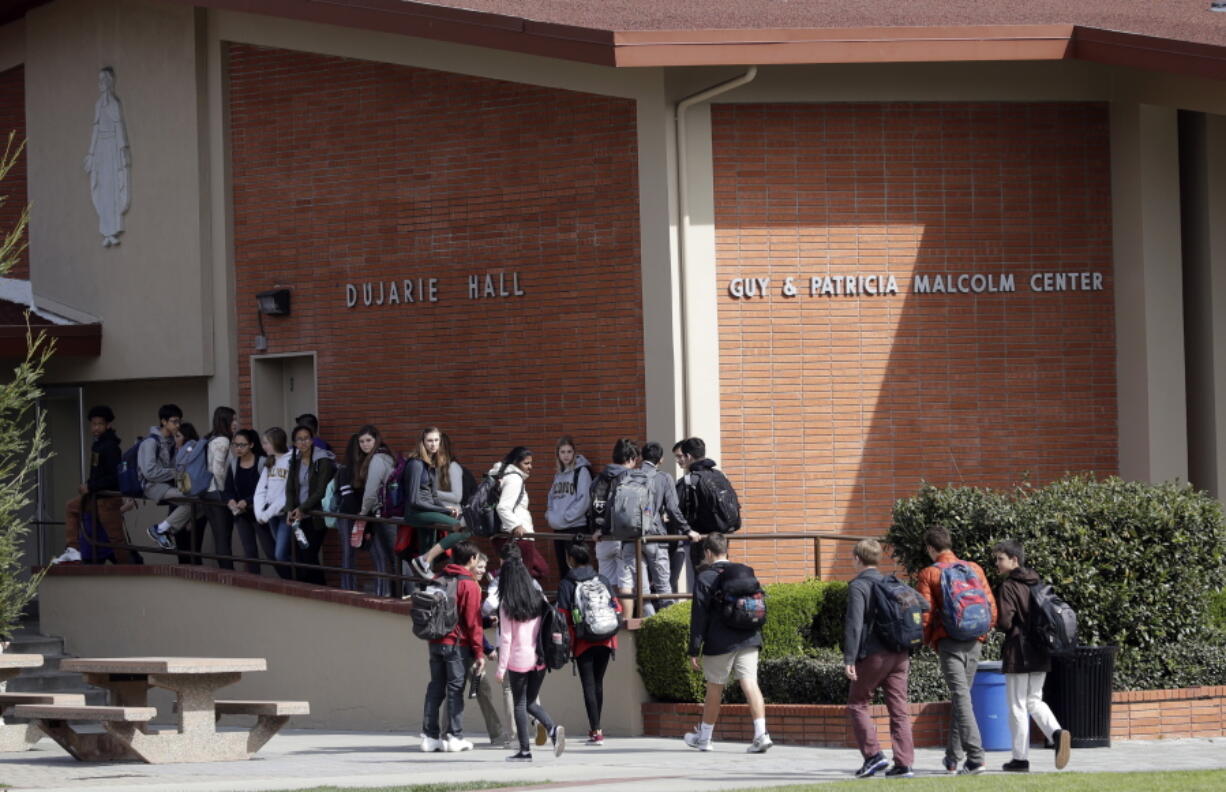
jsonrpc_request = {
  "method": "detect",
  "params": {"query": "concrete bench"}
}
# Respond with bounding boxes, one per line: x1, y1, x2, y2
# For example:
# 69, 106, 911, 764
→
0, 693, 86, 708
0, 694, 86, 751
13, 704, 158, 762
13, 704, 156, 722
213, 699, 310, 717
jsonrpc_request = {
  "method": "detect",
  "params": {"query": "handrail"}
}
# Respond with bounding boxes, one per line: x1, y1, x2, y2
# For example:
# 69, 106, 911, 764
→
70, 491, 874, 614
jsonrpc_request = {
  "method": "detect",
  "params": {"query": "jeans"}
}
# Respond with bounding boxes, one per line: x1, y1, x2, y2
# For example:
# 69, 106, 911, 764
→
576, 646, 612, 732
368, 519, 398, 597
201, 492, 235, 570
939, 637, 985, 765
618, 539, 673, 614
268, 515, 294, 580
848, 649, 914, 767
423, 643, 468, 739
233, 512, 264, 574
335, 517, 358, 591
508, 668, 554, 751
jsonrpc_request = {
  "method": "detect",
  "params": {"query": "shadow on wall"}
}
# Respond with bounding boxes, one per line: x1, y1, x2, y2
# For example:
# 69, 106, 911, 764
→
713, 102, 1117, 581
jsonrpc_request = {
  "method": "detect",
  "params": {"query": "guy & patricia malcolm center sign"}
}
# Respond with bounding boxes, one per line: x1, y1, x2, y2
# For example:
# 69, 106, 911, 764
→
727, 271, 1105, 299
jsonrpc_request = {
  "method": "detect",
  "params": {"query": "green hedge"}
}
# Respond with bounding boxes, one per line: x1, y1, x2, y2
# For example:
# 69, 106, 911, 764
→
636, 579, 845, 702
889, 475, 1226, 654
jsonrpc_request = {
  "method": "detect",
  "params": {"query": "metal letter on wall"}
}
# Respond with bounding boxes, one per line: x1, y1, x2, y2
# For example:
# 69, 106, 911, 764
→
83, 68, 131, 247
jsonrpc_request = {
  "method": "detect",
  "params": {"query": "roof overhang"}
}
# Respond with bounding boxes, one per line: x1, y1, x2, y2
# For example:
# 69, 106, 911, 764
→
0, 321, 101, 357
156, 0, 1226, 81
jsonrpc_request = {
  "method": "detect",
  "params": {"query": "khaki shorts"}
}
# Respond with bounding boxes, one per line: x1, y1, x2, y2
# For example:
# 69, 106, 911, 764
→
701, 648, 759, 686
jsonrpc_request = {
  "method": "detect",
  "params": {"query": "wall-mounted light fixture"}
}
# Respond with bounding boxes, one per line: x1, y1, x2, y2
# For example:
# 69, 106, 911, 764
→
255, 287, 291, 352
1214, 0, 1226, 11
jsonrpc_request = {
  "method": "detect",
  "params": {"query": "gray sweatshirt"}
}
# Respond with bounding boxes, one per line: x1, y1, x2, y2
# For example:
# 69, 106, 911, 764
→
360, 451, 395, 516
138, 426, 176, 496
546, 454, 592, 530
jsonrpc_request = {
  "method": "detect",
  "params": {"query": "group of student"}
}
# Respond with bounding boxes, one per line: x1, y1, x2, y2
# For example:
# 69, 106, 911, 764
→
843, 525, 1074, 778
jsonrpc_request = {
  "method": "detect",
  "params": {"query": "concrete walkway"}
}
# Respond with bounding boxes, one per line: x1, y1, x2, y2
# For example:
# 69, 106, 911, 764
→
0, 730, 1224, 792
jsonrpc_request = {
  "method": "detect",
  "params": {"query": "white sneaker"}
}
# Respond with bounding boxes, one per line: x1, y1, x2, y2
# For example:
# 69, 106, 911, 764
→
51, 547, 82, 565
442, 734, 474, 752
420, 734, 443, 752
683, 730, 712, 751
747, 733, 773, 753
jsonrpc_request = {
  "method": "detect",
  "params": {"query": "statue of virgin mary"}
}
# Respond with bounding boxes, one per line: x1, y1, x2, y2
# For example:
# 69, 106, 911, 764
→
83, 67, 130, 247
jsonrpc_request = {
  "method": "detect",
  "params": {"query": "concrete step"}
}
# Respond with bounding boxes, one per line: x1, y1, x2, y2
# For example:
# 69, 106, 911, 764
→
5, 634, 66, 658
6, 670, 99, 694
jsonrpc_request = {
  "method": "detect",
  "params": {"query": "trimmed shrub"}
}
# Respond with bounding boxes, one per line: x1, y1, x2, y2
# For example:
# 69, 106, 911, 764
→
759, 579, 827, 660
810, 581, 849, 650
889, 475, 1226, 656
756, 647, 951, 705
1210, 590, 1226, 633
636, 600, 705, 703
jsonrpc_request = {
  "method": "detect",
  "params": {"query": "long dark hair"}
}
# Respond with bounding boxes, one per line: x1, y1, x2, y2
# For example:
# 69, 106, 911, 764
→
499, 446, 532, 474
498, 552, 541, 623
353, 424, 391, 488
209, 406, 237, 440
235, 429, 263, 463
437, 432, 457, 491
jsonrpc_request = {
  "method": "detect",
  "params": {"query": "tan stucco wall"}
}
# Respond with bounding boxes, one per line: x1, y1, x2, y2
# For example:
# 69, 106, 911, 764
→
24, 0, 211, 383
39, 574, 650, 733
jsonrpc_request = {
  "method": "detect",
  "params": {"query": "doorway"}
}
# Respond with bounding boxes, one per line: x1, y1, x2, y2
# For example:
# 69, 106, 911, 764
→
36, 386, 85, 566
250, 353, 318, 431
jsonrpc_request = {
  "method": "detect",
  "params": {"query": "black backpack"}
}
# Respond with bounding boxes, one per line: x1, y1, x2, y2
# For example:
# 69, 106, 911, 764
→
716, 564, 766, 631
1029, 582, 1078, 653
869, 574, 929, 653
586, 468, 620, 534
410, 574, 459, 641
686, 468, 742, 534
459, 464, 478, 505
537, 598, 572, 671
461, 469, 523, 537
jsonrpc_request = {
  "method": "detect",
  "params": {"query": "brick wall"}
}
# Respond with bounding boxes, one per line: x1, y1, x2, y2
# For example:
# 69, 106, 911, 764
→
228, 45, 644, 583
0, 65, 27, 280
712, 103, 1117, 581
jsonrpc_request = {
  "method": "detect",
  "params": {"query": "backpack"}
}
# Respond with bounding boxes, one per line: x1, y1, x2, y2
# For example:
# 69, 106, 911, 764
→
459, 464, 478, 505
869, 574, 929, 653
686, 468, 742, 534
117, 436, 148, 497
320, 476, 338, 529
586, 468, 620, 533
462, 469, 524, 537
937, 561, 992, 640
608, 468, 654, 540
174, 438, 212, 497
410, 574, 459, 640
1029, 582, 1078, 653
716, 564, 767, 631
538, 599, 572, 671
78, 510, 116, 564
379, 454, 410, 518
571, 576, 619, 640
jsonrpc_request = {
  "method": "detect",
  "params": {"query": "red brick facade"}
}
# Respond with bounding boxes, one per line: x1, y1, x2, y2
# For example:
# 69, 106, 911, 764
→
0, 65, 27, 280
228, 45, 644, 580
712, 103, 1117, 581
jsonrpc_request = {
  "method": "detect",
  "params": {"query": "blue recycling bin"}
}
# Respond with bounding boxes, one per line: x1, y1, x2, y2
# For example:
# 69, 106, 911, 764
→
971, 660, 1011, 751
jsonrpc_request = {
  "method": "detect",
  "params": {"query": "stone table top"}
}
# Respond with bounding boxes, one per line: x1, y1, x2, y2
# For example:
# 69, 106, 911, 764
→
0, 655, 43, 670
60, 657, 267, 674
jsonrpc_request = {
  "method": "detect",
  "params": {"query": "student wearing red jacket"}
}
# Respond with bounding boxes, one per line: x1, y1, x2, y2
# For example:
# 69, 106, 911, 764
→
556, 542, 621, 745
421, 540, 486, 754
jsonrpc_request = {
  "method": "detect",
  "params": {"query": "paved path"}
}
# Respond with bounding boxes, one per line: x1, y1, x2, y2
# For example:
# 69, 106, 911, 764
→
0, 730, 1224, 791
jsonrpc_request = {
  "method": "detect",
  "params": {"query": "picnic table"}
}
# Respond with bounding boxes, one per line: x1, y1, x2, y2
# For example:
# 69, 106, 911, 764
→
14, 657, 308, 763
0, 654, 83, 752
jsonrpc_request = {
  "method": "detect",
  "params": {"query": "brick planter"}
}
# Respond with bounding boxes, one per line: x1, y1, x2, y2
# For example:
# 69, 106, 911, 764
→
644, 686, 1226, 747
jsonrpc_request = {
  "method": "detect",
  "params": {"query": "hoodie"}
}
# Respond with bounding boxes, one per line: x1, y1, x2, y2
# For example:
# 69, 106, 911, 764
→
253, 451, 292, 523
206, 435, 231, 493
358, 450, 395, 516
285, 447, 338, 515
546, 455, 592, 531
137, 426, 177, 496
642, 460, 688, 536
676, 458, 720, 532
489, 462, 532, 533
86, 428, 122, 493
432, 562, 484, 659
997, 566, 1050, 674
556, 564, 620, 657
404, 457, 450, 515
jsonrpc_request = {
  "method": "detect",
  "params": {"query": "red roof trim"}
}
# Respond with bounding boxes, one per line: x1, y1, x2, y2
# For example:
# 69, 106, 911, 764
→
0, 323, 101, 357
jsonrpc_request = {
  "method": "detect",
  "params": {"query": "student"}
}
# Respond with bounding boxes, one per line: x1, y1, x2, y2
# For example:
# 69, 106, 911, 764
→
843, 538, 915, 778
403, 427, 469, 580
556, 541, 619, 745
482, 543, 545, 746
352, 425, 396, 596
285, 424, 337, 585
673, 437, 739, 589
142, 404, 194, 552
332, 433, 362, 591
253, 427, 292, 580
421, 540, 485, 754
469, 551, 512, 747
222, 429, 267, 574
202, 407, 238, 570
435, 433, 467, 515
55, 405, 130, 564
295, 412, 332, 452
589, 438, 638, 614
629, 441, 687, 613
915, 525, 998, 775
496, 547, 565, 762
992, 539, 1072, 773
684, 533, 772, 754
488, 446, 549, 580
545, 435, 591, 575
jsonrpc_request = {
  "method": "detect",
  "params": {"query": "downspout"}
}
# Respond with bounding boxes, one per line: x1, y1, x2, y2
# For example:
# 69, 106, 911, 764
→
675, 66, 757, 439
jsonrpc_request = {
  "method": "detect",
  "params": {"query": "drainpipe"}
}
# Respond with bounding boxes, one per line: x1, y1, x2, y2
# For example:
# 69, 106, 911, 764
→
675, 66, 757, 439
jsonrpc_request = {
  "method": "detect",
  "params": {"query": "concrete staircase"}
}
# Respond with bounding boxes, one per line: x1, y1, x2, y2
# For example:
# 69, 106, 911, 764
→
3, 620, 109, 720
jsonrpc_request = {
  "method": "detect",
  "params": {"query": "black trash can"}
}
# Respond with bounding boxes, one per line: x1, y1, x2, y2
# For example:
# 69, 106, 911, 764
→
1043, 645, 1117, 748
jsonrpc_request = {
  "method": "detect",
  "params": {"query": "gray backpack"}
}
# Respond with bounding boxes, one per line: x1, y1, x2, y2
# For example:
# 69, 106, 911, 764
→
609, 469, 654, 540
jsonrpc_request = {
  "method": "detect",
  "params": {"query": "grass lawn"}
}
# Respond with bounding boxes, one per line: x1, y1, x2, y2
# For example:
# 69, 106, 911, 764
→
741, 769, 1226, 792
264, 784, 520, 792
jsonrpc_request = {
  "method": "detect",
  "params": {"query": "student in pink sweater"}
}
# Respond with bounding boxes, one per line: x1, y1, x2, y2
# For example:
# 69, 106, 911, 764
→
495, 546, 566, 762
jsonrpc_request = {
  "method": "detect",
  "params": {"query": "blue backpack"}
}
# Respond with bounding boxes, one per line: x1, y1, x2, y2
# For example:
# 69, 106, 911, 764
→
174, 439, 212, 496
938, 561, 992, 641
117, 437, 147, 497
78, 511, 115, 564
